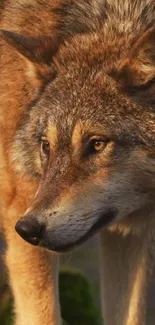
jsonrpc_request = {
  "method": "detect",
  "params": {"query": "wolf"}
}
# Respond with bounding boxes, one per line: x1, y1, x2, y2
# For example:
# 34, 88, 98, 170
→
1, 0, 155, 325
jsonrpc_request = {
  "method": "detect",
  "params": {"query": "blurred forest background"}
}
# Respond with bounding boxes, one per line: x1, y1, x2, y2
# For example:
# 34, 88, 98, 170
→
1, 233, 155, 325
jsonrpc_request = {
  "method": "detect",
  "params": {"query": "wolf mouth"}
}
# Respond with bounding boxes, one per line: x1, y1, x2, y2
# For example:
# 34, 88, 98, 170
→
40, 209, 116, 252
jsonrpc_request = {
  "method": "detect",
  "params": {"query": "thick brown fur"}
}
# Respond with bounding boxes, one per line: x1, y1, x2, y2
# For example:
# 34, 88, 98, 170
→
1, 1, 155, 325
0, 1, 64, 325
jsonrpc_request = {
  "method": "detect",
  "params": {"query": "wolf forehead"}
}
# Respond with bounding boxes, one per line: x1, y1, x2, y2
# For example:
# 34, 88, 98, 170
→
27, 69, 149, 146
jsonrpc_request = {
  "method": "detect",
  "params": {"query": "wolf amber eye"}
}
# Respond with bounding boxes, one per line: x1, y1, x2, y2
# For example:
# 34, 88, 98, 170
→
41, 139, 50, 156
93, 140, 105, 152
88, 138, 108, 155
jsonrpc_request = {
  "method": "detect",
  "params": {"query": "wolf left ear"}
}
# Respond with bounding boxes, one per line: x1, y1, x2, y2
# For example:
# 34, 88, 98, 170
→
0, 30, 59, 85
117, 28, 155, 88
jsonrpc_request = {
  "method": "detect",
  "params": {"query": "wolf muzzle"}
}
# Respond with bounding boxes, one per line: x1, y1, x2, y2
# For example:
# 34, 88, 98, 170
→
15, 209, 116, 252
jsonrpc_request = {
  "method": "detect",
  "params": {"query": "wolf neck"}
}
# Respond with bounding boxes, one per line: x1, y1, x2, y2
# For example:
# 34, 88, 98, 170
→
100, 227, 155, 325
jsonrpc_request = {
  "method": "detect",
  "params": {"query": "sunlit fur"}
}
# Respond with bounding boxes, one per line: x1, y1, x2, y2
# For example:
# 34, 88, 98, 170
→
1, 1, 155, 325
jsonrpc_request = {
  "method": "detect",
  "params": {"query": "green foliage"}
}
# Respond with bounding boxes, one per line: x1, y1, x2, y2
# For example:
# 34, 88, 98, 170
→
59, 268, 103, 325
0, 299, 13, 325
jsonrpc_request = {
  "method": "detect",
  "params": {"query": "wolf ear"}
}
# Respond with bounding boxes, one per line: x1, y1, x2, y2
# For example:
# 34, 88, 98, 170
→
0, 30, 59, 85
117, 28, 155, 88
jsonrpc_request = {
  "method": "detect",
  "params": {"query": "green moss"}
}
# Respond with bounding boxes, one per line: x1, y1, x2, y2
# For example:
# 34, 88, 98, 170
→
59, 268, 103, 325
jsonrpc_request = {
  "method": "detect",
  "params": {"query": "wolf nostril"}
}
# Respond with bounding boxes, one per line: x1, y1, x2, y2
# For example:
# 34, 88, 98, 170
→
15, 217, 42, 246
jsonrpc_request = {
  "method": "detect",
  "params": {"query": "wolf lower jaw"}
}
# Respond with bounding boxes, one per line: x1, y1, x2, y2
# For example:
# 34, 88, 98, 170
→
35, 209, 116, 252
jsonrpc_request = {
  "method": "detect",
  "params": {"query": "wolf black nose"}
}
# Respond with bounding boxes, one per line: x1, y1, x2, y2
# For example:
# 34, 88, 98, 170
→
15, 217, 42, 246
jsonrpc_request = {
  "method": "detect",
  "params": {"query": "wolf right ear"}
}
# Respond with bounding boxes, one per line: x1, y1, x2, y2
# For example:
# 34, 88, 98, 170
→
0, 30, 59, 85
116, 28, 155, 88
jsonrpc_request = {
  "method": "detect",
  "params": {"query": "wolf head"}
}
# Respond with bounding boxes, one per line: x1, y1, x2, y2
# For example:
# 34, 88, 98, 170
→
2, 2, 155, 252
